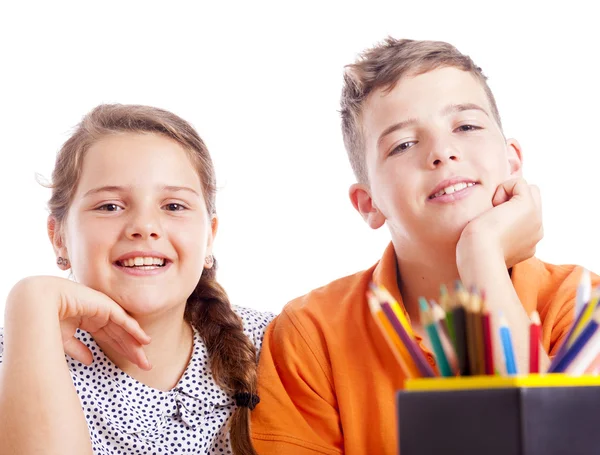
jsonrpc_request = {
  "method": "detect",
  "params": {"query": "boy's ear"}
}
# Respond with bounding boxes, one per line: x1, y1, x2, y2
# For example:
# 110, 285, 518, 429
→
506, 138, 523, 176
349, 183, 386, 230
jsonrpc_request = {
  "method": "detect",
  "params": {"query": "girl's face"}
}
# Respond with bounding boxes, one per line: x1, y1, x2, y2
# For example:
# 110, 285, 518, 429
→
53, 132, 216, 318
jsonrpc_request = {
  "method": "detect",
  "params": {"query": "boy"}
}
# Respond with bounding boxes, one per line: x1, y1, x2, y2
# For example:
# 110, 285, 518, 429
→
251, 38, 598, 454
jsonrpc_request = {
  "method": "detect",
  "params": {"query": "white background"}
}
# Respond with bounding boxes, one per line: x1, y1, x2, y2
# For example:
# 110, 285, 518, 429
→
1, 1, 599, 323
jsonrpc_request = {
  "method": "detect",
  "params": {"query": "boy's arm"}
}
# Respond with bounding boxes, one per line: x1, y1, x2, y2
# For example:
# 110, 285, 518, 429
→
251, 310, 343, 455
456, 238, 550, 373
456, 178, 548, 374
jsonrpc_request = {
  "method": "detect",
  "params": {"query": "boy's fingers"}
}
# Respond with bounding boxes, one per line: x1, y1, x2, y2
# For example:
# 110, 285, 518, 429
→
492, 185, 510, 206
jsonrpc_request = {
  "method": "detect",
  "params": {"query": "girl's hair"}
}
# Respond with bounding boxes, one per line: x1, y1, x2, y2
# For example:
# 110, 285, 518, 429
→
48, 104, 259, 455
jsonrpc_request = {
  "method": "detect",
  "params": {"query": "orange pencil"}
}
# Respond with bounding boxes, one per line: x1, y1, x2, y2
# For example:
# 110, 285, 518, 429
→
366, 291, 421, 378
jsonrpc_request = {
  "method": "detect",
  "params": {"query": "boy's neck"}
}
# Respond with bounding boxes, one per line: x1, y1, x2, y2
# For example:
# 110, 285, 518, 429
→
394, 242, 460, 321
97, 306, 194, 391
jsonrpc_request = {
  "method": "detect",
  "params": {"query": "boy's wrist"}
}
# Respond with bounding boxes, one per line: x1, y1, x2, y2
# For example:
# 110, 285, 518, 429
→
456, 230, 506, 286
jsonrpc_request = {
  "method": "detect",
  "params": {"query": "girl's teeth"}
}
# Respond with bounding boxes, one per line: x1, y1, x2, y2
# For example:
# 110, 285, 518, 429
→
119, 257, 165, 267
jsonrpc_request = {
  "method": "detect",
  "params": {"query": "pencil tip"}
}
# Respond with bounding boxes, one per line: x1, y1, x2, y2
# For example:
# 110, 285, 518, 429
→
418, 297, 429, 311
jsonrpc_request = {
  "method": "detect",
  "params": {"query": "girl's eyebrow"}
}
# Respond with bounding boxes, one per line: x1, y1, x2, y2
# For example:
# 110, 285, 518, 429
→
161, 185, 200, 197
83, 185, 200, 198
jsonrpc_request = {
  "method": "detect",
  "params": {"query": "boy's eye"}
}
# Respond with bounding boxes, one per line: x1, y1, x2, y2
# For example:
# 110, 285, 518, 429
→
97, 203, 122, 212
455, 124, 481, 132
391, 141, 416, 155
164, 203, 186, 211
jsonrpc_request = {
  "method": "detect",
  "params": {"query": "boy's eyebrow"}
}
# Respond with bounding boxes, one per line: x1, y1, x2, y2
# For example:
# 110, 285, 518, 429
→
377, 118, 418, 148
83, 185, 200, 197
442, 103, 489, 117
377, 103, 490, 148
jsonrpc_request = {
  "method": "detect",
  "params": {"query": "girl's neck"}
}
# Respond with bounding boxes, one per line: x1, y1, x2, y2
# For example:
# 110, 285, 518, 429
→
97, 306, 195, 391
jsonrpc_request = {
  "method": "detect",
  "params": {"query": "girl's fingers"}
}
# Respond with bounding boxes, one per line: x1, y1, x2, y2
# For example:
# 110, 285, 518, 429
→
104, 324, 151, 370
106, 307, 151, 345
63, 338, 94, 365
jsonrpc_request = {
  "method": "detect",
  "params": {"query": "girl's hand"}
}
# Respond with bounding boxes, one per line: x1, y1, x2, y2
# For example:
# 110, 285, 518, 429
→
10, 276, 152, 369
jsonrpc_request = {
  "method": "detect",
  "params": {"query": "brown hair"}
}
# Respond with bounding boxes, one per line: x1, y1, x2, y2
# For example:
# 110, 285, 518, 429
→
48, 104, 259, 455
340, 37, 503, 183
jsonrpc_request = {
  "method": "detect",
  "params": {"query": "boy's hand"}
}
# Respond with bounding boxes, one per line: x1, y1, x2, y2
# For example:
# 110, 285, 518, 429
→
457, 178, 543, 268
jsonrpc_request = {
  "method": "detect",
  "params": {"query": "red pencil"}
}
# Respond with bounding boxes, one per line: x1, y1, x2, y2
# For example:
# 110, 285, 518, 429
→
529, 311, 542, 374
481, 305, 494, 375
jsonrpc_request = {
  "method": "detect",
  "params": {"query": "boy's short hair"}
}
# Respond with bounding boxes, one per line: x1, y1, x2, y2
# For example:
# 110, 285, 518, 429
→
340, 37, 503, 184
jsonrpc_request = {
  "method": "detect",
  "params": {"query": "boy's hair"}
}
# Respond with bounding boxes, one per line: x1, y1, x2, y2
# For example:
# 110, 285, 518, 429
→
47, 104, 259, 455
340, 37, 503, 184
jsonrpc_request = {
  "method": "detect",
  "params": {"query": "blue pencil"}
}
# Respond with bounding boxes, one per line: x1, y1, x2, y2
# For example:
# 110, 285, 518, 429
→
549, 316, 599, 373
548, 287, 600, 372
499, 314, 517, 375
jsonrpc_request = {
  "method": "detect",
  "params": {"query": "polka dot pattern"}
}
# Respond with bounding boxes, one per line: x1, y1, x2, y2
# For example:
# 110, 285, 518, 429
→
0, 305, 274, 454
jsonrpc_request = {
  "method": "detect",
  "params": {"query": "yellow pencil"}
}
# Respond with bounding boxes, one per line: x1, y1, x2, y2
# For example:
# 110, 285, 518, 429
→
367, 291, 421, 378
369, 283, 414, 337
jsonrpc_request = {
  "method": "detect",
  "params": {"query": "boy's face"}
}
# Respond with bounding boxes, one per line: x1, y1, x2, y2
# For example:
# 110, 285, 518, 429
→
350, 66, 522, 247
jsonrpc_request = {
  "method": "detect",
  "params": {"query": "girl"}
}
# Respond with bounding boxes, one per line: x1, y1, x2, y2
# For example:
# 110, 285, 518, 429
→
0, 104, 274, 455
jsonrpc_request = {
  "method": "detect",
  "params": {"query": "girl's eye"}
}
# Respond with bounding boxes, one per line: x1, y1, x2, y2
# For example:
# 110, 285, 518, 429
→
97, 203, 122, 212
391, 141, 416, 155
456, 124, 481, 132
165, 203, 186, 211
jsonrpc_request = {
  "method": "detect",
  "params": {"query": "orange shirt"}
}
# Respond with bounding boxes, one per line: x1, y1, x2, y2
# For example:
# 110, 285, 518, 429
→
251, 243, 599, 455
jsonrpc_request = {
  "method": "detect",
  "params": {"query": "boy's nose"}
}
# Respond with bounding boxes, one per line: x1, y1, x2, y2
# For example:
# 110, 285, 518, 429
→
431, 154, 458, 167
427, 138, 460, 168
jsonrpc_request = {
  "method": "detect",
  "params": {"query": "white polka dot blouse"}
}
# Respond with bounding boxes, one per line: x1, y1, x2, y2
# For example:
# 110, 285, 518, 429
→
0, 305, 275, 454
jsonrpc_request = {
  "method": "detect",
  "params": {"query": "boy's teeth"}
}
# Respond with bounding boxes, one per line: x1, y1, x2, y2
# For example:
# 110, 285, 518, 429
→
432, 182, 475, 198
120, 257, 165, 267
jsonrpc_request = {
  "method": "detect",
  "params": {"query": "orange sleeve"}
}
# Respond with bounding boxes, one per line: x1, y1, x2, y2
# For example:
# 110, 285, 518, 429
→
251, 309, 343, 455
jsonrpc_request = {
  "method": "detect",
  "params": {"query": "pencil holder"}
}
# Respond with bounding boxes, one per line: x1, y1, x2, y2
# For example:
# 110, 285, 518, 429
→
396, 374, 600, 455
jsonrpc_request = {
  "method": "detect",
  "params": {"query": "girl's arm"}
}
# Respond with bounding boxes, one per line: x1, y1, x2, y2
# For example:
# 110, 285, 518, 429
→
0, 276, 151, 455
0, 278, 93, 455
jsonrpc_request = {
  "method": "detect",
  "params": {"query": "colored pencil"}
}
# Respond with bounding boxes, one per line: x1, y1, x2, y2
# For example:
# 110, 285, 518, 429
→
380, 300, 437, 377
430, 300, 459, 375
471, 291, 485, 375
451, 303, 470, 376
550, 312, 600, 373
369, 283, 414, 336
481, 304, 495, 375
565, 328, 600, 375
529, 311, 541, 374
499, 314, 518, 376
465, 297, 479, 375
366, 292, 420, 378
439, 284, 457, 348
420, 298, 452, 377
547, 288, 600, 372
576, 268, 592, 318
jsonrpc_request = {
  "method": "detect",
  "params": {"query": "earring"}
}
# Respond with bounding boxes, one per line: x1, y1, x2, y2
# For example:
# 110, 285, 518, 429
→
204, 254, 214, 268
57, 257, 70, 268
